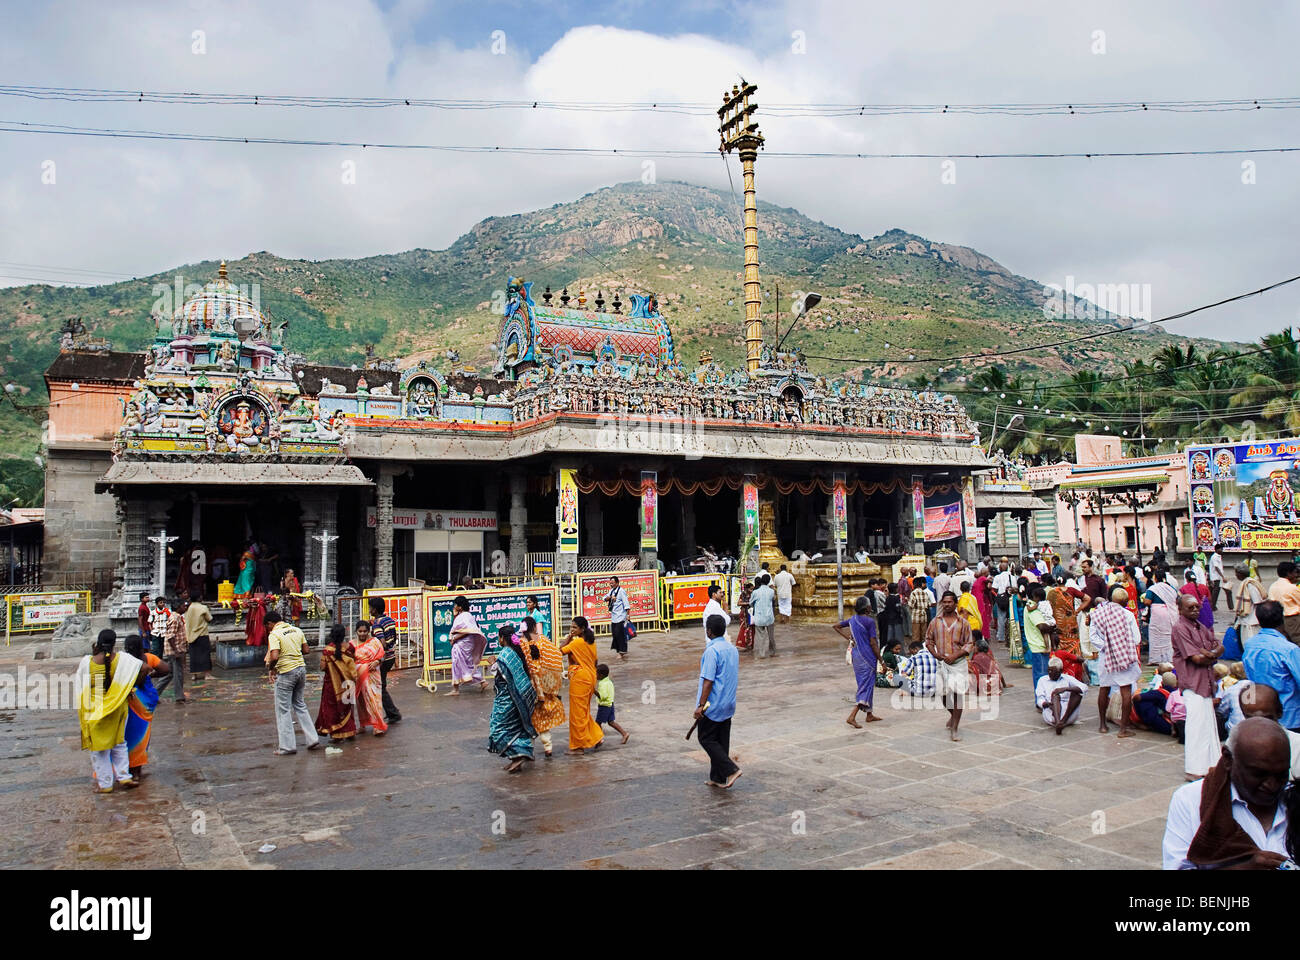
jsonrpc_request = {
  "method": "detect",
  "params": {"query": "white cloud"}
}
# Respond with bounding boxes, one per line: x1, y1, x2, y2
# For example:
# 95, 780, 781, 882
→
0, 0, 1296, 341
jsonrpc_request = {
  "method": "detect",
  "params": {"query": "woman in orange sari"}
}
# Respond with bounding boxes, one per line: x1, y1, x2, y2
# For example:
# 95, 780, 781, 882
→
519, 616, 566, 759
1046, 576, 1081, 659
559, 616, 604, 753
351, 620, 388, 735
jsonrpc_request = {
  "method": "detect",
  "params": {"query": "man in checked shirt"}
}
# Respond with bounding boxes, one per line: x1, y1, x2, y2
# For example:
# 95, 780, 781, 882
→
1089, 586, 1142, 738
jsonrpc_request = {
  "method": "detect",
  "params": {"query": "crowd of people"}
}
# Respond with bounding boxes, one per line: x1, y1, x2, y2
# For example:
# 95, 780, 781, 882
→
74, 543, 1300, 865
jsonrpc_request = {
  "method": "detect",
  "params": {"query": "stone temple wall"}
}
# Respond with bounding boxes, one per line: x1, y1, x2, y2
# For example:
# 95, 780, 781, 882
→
43, 448, 119, 588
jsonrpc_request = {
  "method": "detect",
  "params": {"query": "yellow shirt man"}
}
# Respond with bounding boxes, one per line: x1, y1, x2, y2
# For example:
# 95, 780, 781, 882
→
267, 620, 308, 674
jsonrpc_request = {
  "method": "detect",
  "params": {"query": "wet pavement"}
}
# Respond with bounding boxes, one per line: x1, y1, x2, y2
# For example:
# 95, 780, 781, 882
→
0, 622, 1189, 869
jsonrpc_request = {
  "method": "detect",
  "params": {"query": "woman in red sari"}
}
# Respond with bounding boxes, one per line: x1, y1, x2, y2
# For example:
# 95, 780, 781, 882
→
973, 571, 992, 637
244, 594, 269, 646
736, 578, 754, 650
315, 623, 357, 742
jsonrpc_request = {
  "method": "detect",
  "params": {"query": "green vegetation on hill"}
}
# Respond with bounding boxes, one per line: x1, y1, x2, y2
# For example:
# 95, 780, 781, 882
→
0, 180, 1245, 504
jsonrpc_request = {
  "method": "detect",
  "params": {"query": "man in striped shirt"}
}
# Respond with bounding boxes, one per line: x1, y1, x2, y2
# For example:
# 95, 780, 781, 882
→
925, 591, 974, 741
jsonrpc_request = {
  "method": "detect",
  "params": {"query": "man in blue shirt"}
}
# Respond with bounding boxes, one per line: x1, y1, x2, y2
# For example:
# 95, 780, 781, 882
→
606, 577, 631, 661
749, 573, 777, 659
1242, 600, 1300, 731
695, 614, 741, 788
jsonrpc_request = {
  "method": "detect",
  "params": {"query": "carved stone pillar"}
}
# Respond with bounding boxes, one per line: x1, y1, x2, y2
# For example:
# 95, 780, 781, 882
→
115, 498, 153, 618
374, 466, 396, 588
508, 471, 527, 575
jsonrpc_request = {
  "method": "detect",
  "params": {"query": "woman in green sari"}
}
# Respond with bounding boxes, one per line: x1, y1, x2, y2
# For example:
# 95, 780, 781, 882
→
487, 626, 537, 773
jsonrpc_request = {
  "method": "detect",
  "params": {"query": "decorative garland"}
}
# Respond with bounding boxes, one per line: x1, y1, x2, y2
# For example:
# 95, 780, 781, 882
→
571, 472, 958, 498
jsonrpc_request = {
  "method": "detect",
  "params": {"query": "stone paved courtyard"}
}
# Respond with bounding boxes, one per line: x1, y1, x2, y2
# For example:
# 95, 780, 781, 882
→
0, 621, 1186, 869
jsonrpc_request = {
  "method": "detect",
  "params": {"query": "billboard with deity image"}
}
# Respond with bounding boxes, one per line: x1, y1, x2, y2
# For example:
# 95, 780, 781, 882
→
1186, 439, 1300, 550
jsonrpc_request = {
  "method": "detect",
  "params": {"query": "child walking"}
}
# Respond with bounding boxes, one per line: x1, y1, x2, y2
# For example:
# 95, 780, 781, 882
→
594, 663, 630, 744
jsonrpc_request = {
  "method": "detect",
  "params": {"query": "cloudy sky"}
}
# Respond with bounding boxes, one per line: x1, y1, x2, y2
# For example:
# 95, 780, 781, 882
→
1, 0, 1297, 340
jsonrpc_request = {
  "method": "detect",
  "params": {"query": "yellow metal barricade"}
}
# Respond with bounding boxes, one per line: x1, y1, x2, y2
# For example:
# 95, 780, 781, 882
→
5, 589, 93, 645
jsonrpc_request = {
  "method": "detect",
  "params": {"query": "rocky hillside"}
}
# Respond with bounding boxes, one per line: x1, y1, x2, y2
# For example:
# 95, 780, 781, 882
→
0, 180, 1231, 504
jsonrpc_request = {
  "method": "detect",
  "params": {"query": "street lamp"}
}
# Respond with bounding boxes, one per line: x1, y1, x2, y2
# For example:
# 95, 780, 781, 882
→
775, 291, 822, 352
989, 408, 1024, 450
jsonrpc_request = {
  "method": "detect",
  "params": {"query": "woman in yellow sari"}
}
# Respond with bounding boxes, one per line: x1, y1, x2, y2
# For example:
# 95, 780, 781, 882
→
76, 629, 143, 794
560, 616, 604, 753
519, 616, 566, 759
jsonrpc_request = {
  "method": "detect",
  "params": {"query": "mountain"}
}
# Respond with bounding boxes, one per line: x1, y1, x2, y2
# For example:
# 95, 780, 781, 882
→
0, 180, 1234, 504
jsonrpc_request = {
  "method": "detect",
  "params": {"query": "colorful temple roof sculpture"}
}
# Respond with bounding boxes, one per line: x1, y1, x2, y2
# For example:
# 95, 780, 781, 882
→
101, 264, 982, 468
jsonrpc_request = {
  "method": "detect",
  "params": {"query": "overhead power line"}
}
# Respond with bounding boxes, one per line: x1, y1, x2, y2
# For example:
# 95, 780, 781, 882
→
3, 84, 1298, 117
2, 118, 1299, 162
801, 274, 1300, 366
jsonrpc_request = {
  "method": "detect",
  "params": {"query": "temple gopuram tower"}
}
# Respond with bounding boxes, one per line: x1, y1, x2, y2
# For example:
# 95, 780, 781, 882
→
718, 81, 765, 375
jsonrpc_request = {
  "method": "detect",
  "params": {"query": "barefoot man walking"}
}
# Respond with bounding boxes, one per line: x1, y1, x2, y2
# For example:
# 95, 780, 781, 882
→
1089, 586, 1142, 739
926, 591, 974, 741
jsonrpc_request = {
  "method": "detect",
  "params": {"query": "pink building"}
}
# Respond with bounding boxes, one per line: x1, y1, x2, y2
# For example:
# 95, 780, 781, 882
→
1024, 435, 1192, 559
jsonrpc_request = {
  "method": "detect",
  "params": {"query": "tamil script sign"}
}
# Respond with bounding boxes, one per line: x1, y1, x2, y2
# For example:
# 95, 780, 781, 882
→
364, 508, 497, 530
577, 570, 659, 625
1187, 439, 1300, 550
422, 587, 558, 662
5, 590, 91, 642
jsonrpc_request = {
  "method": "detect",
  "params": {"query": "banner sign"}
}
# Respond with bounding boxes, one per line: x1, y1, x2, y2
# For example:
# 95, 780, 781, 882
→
743, 480, 758, 538
558, 468, 580, 554
4, 590, 91, 640
362, 588, 418, 635
1187, 439, 1300, 550
962, 476, 977, 541
662, 575, 723, 620
22, 602, 75, 626
577, 570, 659, 625
640, 471, 658, 550
975, 527, 987, 545
912, 476, 925, 542
923, 502, 962, 542
833, 472, 848, 544
365, 508, 497, 530
423, 587, 558, 662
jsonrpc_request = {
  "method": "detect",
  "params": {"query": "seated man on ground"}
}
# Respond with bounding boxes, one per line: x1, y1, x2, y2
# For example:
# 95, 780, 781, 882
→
900, 640, 938, 698
1131, 671, 1177, 736
1035, 656, 1088, 734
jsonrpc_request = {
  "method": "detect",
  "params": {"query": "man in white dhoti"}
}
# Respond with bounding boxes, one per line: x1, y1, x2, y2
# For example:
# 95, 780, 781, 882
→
1088, 586, 1142, 738
1172, 593, 1225, 781
773, 565, 796, 622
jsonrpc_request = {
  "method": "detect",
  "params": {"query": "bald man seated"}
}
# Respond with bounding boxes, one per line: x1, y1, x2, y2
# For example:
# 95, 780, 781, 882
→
1239, 683, 1300, 780
1161, 717, 1293, 869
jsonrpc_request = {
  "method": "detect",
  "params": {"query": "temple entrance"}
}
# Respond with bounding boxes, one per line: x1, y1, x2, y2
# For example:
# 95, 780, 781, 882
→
162, 496, 304, 601
689, 488, 741, 561
861, 489, 899, 555
600, 496, 640, 556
